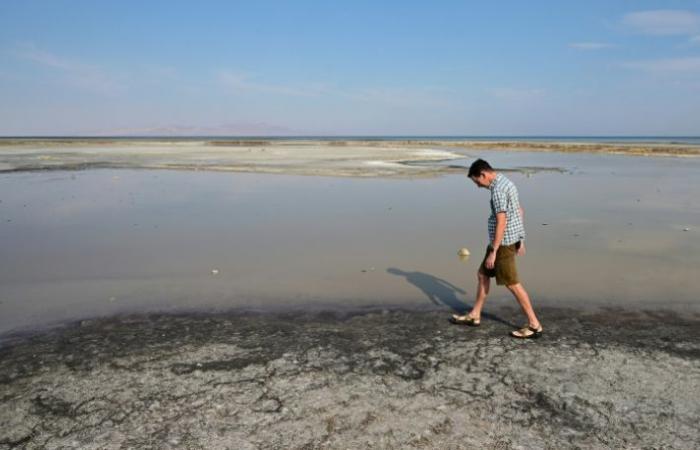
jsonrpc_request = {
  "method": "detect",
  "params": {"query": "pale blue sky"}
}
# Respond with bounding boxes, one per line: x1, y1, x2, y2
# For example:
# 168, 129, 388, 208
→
1, 1, 699, 136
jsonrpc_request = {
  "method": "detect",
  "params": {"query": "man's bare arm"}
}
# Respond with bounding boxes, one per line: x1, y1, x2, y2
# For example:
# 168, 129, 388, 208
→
518, 206, 526, 255
485, 212, 507, 269
492, 212, 507, 251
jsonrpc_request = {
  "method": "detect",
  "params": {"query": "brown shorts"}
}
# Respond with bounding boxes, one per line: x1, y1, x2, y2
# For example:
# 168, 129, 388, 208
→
478, 242, 520, 286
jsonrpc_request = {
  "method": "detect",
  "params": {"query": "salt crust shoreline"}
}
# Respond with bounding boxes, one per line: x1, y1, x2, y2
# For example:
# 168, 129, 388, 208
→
1, 139, 698, 177
1, 306, 698, 449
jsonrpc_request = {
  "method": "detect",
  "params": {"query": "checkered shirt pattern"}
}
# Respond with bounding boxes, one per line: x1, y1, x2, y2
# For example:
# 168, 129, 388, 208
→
488, 173, 525, 246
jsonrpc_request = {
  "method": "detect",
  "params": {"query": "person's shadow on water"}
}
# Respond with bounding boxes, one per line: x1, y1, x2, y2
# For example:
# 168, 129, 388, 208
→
387, 268, 516, 327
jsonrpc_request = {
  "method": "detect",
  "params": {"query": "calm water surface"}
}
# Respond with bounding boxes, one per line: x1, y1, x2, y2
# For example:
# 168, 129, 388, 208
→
1, 150, 699, 335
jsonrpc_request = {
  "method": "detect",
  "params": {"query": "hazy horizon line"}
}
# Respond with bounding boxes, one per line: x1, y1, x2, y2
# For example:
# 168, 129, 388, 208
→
2, 134, 700, 139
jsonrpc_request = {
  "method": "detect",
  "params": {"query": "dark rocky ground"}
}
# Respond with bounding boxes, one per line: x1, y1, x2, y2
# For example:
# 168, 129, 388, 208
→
1, 306, 698, 449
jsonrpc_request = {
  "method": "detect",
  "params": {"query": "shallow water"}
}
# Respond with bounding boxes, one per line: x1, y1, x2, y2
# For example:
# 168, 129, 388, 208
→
1, 150, 699, 335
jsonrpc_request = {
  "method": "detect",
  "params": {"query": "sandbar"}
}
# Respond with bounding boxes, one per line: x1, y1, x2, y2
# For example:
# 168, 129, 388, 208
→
1, 138, 699, 177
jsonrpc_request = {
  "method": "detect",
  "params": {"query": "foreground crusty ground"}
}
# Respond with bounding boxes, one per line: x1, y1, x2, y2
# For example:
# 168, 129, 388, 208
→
1, 307, 698, 449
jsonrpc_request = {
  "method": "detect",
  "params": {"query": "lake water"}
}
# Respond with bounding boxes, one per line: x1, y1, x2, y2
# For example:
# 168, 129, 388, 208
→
1, 150, 699, 335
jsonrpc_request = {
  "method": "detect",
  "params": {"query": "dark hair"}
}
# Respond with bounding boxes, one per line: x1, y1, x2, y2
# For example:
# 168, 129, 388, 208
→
468, 159, 493, 178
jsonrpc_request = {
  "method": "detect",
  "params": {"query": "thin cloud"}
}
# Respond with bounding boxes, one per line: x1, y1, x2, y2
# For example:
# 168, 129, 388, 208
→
217, 71, 328, 97
13, 43, 125, 95
488, 87, 545, 101
691, 35, 700, 45
338, 86, 454, 108
569, 42, 616, 50
217, 70, 454, 108
621, 56, 700, 73
621, 10, 700, 36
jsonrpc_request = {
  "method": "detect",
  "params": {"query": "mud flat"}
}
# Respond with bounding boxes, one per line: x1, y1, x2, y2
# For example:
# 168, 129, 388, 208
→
0, 140, 463, 178
363, 139, 700, 158
1, 138, 699, 178
1, 307, 698, 449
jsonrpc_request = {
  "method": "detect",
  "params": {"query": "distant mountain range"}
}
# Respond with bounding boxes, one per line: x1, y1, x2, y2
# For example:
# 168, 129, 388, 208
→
94, 122, 298, 137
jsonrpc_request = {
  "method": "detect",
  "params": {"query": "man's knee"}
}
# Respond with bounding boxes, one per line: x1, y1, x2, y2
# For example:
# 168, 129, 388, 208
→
506, 282, 522, 292
477, 271, 489, 283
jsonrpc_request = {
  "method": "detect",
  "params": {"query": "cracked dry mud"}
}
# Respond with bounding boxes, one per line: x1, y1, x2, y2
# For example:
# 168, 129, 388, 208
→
1, 307, 698, 449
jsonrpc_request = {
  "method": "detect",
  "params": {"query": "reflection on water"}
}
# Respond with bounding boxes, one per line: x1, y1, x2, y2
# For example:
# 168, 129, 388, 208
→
0, 151, 699, 335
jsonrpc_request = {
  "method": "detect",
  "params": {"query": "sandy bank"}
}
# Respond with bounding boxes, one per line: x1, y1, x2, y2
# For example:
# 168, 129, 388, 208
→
352, 139, 700, 157
0, 140, 462, 178
1, 139, 699, 177
1, 307, 698, 449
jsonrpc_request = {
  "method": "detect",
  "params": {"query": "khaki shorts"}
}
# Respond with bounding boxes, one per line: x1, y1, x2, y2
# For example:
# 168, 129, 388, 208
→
478, 242, 520, 286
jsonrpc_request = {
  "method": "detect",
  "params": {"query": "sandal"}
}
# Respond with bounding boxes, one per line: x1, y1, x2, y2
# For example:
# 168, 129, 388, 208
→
511, 324, 543, 339
450, 314, 481, 327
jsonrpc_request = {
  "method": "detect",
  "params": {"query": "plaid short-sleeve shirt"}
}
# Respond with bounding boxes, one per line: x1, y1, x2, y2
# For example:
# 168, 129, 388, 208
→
488, 173, 525, 246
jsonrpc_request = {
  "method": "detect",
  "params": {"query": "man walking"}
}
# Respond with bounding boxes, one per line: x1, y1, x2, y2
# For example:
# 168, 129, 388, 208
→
451, 159, 543, 338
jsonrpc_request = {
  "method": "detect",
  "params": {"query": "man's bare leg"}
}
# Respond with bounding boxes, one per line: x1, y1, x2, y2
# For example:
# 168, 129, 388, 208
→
506, 283, 541, 328
469, 271, 491, 319
455, 271, 490, 320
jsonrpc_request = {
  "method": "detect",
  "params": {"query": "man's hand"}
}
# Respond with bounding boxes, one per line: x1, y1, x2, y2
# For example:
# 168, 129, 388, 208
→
517, 241, 526, 256
485, 249, 497, 269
